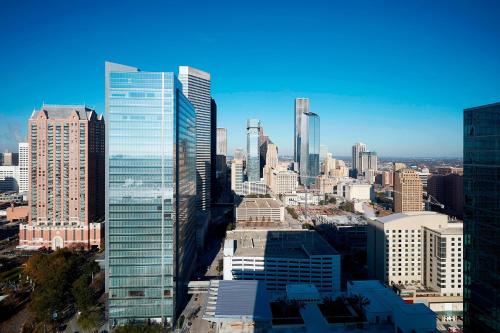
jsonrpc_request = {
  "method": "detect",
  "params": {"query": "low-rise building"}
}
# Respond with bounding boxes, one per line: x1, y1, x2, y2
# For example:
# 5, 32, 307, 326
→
223, 229, 341, 294
347, 280, 436, 333
336, 181, 373, 201
242, 181, 268, 196
282, 191, 324, 206
235, 198, 284, 223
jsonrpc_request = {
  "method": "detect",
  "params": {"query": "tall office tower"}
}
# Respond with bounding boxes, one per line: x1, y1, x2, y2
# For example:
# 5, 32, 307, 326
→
393, 162, 406, 173
19, 105, 104, 250
18, 142, 29, 193
351, 142, 367, 176
178, 66, 211, 212
216, 128, 227, 156
321, 153, 336, 175
231, 159, 244, 195
233, 148, 245, 161
299, 112, 320, 186
463, 102, 500, 332
294, 98, 309, 171
210, 99, 217, 203
106, 62, 197, 325
359, 151, 378, 174
0, 151, 19, 166
427, 173, 464, 219
394, 168, 423, 213
265, 143, 278, 169
246, 119, 261, 182
319, 144, 328, 163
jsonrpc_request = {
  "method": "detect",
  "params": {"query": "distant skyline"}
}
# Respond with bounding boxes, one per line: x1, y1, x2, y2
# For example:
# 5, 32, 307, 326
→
1, 1, 500, 157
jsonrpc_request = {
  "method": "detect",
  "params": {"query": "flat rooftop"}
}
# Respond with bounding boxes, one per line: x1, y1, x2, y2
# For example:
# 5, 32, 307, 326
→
237, 198, 282, 209
226, 229, 338, 259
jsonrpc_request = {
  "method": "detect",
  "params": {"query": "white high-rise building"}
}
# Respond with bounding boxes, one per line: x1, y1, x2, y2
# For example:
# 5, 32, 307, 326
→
231, 159, 244, 195
359, 151, 378, 174
269, 170, 298, 194
179, 66, 212, 212
216, 128, 227, 156
0, 166, 19, 192
351, 142, 367, 174
18, 142, 29, 193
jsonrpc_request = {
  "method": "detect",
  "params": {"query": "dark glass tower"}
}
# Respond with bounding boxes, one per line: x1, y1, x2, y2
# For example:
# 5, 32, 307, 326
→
463, 102, 500, 332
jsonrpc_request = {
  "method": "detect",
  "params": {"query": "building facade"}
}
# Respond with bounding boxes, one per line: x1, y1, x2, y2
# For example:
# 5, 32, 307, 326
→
427, 173, 464, 219
231, 159, 244, 195
359, 151, 378, 174
19, 105, 104, 251
179, 66, 211, 212
367, 211, 460, 289
294, 98, 309, 170
269, 170, 298, 195
394, 168, 423, 213
0, 166, 19, 192
299, 112, 320, 186
463, 102, 500, 332
106, 62, 197, 325
351, 142, 367, 176
18, 142, 29, 193
223, 230, 341, 293
246, 119, 261, 182
235, 198, 284, 222
216, 128, 227, 156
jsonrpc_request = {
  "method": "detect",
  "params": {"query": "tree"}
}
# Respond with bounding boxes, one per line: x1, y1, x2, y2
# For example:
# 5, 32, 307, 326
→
302, 223, 314, 230
72, 275, 95, 312
78, 309, 102, 333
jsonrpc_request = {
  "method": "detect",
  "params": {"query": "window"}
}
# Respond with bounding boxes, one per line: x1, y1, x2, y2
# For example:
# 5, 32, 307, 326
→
128, 290, 145, 297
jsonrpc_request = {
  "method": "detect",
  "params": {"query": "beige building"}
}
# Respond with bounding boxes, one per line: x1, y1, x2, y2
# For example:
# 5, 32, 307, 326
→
367, 211, 462, 293
19, 105, 105, 250
235, 198, 284, 223
231, 159, 244, 195
394, 168, 423, 213
269, 169, 298, 194
315, 174, 337, 194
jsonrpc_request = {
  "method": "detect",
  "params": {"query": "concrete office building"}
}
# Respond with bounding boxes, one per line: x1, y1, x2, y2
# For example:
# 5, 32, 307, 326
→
282, 191, 324, 206
315, 174, 337, 195
217, 128, 227, 156
210, 99, 217, 204
106, 62, 197, 325
18, 105, 104, 250
351, 142, 367, 176
246, 119, 261, 182
0, 151, 19, 166
235, 198, 284, 223
233, 148, 245, 161
242, 180, 268, 196
18, 142, 29, 193
223, 229, 341, 293
231, 159, 244, 195
0, 166, 19, 192
394, 168, 423, 213
179, 66, 212, 212
336, 180, 373, 202
269, 169, 298, 195
463, 102, 500, 332
418, 167, 430, 189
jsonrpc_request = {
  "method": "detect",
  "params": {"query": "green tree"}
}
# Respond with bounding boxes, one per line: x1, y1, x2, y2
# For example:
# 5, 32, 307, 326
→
72, 275, 95, 312
78, 309, 102, 333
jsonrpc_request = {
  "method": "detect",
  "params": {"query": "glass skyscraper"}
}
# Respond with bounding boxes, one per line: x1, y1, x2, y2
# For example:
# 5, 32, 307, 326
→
294, 98, 309, 171
463, 102, 500, 332
246, 118, 261, 182
299, 112, 320, 186
105, 62, 197, 326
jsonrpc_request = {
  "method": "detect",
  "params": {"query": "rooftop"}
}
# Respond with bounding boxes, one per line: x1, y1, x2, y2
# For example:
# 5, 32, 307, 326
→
237, 197, 282, 209
31, 104, 101, 121
377, 211, 443, 223
204, 280, 272, 322
226, 229, 338, 259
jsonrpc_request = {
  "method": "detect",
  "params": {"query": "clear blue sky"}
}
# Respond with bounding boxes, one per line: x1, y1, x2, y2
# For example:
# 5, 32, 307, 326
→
1, 0, 499, 157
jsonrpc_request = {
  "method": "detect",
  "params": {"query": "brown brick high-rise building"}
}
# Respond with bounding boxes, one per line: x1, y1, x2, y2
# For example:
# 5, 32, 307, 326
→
18, 105, 104, 250
394, 168, 423, 213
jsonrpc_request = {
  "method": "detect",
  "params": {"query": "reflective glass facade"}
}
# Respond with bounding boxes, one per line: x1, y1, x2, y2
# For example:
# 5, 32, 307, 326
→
105, 63, 197, 325
246, 119, 261, 182
300, 112, 320, 186
463, 102, 500, 332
